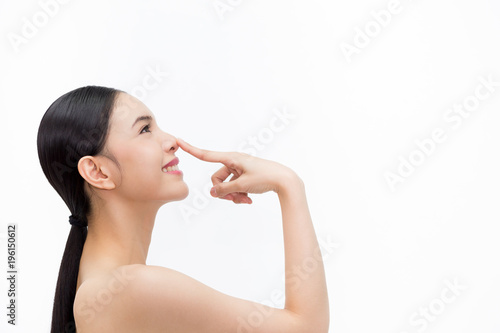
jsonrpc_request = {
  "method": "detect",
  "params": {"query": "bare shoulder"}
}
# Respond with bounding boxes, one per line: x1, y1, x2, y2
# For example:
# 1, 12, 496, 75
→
73, 264, 141, 332
75, 264, 303, 333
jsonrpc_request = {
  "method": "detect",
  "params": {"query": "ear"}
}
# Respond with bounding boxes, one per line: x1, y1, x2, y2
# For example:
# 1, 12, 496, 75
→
78, 156, 118, 190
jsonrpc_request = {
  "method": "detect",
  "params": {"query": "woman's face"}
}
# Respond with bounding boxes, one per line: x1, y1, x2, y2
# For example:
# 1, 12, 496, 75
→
103, 92, 189, 204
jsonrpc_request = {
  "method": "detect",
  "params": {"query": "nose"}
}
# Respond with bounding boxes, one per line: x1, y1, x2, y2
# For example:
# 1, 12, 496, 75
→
161, 132, 179, 154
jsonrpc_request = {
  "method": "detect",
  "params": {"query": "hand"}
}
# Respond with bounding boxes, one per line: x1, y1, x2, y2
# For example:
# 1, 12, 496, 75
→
176, 138, 298, 204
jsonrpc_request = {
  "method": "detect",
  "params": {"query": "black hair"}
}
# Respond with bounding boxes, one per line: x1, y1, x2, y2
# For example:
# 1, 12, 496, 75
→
37, 85, 121, 332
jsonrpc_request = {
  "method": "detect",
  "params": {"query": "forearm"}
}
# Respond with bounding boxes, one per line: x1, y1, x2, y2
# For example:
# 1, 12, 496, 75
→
276, 172, 330, 330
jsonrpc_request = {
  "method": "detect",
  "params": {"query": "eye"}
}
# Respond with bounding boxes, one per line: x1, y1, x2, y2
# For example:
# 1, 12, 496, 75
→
140, 124, 151, 134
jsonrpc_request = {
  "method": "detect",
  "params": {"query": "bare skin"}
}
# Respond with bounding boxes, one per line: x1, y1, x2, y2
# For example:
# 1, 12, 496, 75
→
73, 93, 329, 332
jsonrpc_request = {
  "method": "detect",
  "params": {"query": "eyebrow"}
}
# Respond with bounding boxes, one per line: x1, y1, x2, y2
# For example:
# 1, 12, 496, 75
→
131, 115, 153, 129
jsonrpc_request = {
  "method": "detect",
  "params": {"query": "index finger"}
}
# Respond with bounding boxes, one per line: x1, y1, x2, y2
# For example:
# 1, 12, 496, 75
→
176, 138, 228, 163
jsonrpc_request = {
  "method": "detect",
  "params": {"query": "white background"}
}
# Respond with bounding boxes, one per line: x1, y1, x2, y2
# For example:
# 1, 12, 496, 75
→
1, 0, 500, 332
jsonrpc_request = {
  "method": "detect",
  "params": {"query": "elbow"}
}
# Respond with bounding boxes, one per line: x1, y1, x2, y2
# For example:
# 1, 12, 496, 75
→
297, 321, 329, 333
311, 316, 330, 333
309, 302, 330, 332
312, 307, 330, 333
295, 313, 330, 333
285, 299, 330, 332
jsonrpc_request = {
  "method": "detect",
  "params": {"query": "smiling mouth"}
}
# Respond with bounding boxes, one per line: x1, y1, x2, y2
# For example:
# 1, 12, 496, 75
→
162, 164, 180, 173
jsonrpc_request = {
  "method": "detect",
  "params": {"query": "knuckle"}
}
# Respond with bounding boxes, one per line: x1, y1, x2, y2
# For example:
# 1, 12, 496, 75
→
199, 150, 208, 160
229, 151, 250, 164
225, 156, 238, 169
234, 151, 248, 159
237, 151, 253, 162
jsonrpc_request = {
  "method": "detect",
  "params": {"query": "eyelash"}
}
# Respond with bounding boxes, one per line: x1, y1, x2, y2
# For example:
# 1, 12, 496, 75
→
140, 124, 152, 134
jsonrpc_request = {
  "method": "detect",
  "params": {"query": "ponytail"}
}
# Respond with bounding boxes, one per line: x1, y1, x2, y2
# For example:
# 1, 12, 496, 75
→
37, 86, 120, 332
51, 224, 87, 333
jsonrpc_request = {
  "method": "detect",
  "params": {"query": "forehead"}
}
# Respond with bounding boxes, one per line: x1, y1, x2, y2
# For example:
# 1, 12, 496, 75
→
111, 93, 154, 128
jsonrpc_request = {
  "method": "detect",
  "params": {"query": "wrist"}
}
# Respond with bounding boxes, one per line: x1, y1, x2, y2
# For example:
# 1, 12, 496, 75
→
274, 169, 304, 196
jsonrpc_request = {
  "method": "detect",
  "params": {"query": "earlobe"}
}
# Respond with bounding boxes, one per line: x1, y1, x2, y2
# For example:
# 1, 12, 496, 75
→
78, 156, 116, 190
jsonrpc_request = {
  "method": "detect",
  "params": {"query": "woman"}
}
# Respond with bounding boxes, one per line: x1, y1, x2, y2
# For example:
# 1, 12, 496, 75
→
37, 86, 329, 332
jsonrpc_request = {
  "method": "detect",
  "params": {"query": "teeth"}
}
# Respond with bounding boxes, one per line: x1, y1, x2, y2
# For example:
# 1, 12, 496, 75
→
163, 164, 179, 172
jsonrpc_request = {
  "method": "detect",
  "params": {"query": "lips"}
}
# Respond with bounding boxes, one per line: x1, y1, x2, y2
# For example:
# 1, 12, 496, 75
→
164, 157, 179, 168
162, 157, 181, 173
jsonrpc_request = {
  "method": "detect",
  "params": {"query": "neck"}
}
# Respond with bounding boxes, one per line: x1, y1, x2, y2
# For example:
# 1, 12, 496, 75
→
82, 199, 161, 269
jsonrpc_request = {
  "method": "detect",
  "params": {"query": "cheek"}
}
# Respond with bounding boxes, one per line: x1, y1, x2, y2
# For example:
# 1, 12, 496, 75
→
117, 144, 161, 182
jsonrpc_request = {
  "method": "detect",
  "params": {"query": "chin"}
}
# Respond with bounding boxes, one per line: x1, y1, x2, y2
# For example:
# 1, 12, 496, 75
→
162, 183, 190, 203
177, 184, 190, 200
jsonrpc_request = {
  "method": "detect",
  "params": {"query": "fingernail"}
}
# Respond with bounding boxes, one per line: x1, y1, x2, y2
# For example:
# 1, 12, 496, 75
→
210, 187, 217, 196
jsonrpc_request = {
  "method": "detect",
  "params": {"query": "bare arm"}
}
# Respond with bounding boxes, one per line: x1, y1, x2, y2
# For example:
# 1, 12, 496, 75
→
277, 173, 329, 330
114, 140, 330, 332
